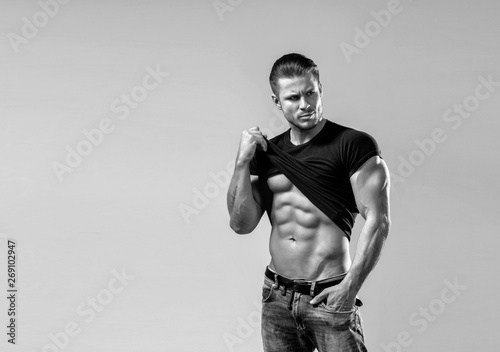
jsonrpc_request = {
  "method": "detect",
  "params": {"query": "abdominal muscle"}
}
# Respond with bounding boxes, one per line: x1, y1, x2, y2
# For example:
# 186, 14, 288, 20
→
267, 174, 352, 281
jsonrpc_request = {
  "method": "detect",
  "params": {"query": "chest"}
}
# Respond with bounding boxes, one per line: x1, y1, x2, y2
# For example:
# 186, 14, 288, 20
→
267, 174, 294, 193
264, 163, 355, 205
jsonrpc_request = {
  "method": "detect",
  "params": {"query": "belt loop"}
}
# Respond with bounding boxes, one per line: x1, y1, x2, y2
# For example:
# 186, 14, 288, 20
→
273, 274, 279, 290
310, 281, 316, 297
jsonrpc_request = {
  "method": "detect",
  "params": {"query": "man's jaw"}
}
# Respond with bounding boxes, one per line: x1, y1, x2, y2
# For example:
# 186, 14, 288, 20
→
290, 115, 322, 132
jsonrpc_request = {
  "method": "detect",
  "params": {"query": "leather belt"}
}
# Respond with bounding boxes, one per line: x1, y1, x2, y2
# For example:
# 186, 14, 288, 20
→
265, 267, 343, 297
265, 267, 363, 307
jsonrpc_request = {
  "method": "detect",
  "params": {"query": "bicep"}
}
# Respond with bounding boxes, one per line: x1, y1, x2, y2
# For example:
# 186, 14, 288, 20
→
349, 156, 390, 220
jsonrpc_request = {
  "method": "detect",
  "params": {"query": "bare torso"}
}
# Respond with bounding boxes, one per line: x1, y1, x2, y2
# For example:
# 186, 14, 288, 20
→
267, 173, 353, 281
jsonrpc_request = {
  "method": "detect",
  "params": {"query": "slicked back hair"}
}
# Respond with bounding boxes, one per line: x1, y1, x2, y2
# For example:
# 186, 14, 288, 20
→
269, 53, 320, 96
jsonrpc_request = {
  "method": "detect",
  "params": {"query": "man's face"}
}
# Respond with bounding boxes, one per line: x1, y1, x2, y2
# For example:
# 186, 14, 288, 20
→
273, 72, 323, 132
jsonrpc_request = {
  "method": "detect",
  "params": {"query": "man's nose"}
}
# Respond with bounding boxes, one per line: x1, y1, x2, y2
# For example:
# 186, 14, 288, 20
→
299, 97, 310, 110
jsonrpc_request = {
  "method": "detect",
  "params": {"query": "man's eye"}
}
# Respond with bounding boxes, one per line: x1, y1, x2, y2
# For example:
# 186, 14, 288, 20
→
289, 96, 298, 100
307, 91, 315, 96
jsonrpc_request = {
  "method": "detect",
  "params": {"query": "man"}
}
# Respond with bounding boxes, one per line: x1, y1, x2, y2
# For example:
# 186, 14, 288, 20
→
226, 53, 391, 352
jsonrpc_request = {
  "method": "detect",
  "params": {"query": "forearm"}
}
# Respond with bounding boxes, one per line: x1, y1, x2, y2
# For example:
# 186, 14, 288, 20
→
226, 162, 261, 234
343, 214, 391, 295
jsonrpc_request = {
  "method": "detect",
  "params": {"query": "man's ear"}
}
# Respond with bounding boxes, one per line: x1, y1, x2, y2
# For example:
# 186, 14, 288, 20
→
319, 82, 323, 96
271, 94, 282, 110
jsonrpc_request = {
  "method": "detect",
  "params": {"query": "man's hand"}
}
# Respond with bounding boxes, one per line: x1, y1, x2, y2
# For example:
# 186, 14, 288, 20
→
309, 283, 356, 311
236, 127, 268, 165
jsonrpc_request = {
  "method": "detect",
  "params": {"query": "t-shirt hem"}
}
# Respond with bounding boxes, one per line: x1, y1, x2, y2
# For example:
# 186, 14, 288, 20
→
348, 150, 381, 178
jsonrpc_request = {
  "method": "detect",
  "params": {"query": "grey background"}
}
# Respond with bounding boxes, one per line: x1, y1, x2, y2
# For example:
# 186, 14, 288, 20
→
1, 0, 499, 351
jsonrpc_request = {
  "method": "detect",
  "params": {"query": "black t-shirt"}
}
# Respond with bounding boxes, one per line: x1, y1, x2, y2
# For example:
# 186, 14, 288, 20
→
249, 119, 381, 239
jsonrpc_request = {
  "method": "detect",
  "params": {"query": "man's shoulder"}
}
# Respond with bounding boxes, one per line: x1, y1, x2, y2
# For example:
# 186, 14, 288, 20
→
328, 120, 377, 143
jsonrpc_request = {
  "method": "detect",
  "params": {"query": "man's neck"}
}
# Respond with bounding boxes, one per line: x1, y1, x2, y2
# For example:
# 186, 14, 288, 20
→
289, 119, 326, 145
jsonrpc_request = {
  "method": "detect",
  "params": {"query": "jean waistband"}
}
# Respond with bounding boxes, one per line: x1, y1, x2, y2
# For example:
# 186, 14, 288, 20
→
265, 267, 346, 297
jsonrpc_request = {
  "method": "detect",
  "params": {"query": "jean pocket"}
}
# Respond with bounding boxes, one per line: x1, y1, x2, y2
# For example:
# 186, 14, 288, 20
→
319, 300, 356, 314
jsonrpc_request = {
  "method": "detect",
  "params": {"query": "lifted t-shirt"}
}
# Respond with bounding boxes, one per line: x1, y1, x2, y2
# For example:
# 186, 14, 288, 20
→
249, 119, 381, 240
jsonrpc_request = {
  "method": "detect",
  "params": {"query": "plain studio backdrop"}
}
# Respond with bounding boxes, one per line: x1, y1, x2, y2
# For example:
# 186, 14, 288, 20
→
1, 0, 499, 351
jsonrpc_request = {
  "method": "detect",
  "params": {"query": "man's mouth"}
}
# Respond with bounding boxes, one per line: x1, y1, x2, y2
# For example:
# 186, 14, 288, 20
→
299, 112, 315, 119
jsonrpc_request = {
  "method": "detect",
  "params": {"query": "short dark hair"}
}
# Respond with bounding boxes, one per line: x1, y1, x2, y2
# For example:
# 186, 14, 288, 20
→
269, 53, 320, 96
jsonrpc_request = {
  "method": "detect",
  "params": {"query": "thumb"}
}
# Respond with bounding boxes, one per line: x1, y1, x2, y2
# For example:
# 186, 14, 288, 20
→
261, 138, 268, 152
309, 292, 327, 305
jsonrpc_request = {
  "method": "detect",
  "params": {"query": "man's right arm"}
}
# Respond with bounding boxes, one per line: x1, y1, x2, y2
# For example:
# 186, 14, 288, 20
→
226, 127, 267, 234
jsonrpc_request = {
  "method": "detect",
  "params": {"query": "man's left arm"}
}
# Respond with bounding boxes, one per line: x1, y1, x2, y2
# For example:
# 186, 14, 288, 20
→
310, 155, 391, 308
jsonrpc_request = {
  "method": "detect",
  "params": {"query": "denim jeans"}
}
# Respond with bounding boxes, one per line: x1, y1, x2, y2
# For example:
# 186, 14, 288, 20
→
261, 275, 367, 352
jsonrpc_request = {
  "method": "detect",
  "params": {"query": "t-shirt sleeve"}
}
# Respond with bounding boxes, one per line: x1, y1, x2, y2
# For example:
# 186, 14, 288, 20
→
341, 129, 381, 178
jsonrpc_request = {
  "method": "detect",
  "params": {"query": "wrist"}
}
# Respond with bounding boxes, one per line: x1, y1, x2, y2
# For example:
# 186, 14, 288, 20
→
340, 275, 361, 296
235, 158, 251, 171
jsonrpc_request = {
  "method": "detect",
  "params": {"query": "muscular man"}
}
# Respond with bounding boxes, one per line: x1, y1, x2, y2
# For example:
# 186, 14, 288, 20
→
227, 53, 391, 352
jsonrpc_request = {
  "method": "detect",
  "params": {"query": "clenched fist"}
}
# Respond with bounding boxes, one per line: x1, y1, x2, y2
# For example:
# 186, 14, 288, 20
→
236, 126, 268, 165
